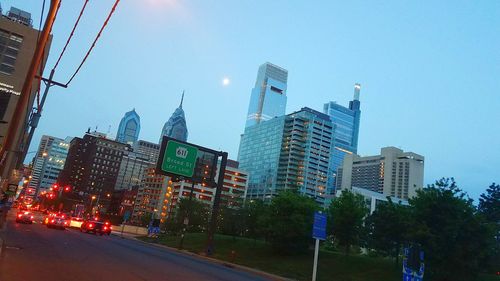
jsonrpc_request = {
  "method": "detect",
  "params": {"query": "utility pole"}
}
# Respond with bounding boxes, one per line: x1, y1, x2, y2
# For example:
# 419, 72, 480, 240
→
0, 0, 61, 185
17, 69, 67, 168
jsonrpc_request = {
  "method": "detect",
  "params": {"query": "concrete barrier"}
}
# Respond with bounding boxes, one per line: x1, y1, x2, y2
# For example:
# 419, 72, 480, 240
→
113, 224, 148, 236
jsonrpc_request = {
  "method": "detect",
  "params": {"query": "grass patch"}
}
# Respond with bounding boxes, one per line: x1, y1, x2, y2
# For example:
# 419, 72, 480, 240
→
140, 233, 499, 281
140, 233, 401, 281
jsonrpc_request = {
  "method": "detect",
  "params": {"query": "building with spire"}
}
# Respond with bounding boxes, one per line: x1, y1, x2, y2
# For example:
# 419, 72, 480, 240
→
116, 109, 140, 145
323, 83, 362, 189
245, 62, 288, 128
159, 92, 188, 143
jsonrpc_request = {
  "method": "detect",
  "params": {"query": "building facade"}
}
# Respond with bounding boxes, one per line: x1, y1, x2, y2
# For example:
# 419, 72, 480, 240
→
245, 62, 288, 128
337, 147, 424, 200
58, 131, 130, 211
29, 135, 72, 195
239, 107, 335, 206
114, 140, 160, 191
132, 160, 249, 224
159, 93, 188, 143
116, 109, 140, 145
0, 6, 51, 185
323, 83, 362, 188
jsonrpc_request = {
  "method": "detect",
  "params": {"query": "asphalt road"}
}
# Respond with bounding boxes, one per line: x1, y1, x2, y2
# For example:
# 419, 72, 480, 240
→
0, 212, 271, 281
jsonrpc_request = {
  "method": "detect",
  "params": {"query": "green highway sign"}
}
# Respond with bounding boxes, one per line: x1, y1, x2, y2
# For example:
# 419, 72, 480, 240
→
161, 140, 198, 177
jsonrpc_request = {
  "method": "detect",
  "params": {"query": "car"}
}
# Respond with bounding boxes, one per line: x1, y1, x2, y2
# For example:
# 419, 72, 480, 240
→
15, 211, 34, 224
80, 220, 112, 235
46, 214, 68, 230
69, 217, 84, 228
42, 212, 57, 225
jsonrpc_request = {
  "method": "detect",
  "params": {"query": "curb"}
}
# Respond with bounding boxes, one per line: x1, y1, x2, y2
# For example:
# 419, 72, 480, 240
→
111, 233, 295, 281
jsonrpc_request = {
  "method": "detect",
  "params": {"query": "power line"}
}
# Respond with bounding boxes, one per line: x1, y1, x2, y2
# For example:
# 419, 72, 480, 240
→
65, 0, 120, 87
52, 0, 89, 71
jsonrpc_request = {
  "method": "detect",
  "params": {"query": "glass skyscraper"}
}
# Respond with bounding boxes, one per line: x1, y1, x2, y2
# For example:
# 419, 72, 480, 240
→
160, 92, 188, 143
323, 83, 362, 188
245, 62, 288, 128
29, 135, 72, 195
238, 107, 335, 206
116, 109, 140, 145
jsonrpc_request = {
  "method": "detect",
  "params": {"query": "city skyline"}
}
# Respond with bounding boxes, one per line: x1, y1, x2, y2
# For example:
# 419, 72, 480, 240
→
5, 0, 499, 199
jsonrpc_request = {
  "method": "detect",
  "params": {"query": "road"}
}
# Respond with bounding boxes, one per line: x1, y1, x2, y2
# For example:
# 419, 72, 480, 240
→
0, 212, 271, 281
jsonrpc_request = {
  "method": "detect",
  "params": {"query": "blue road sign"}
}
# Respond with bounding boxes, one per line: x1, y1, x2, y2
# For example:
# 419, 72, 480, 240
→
312, 211, 327, 240
123, 210, 131, 221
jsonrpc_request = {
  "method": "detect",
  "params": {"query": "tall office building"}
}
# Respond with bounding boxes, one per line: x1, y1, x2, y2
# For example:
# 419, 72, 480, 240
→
238, 107, 335, 206
116, 109, 140, 145
114, 140, 160, 191
245, 62, 288, 128
323, 83, 362, 188
336, 147, 424, 200
159, 93, 188, 143
133, 140, 160, 163
58, 131, 130, 211
29, 135, 72, 195
0, 6, 52, 185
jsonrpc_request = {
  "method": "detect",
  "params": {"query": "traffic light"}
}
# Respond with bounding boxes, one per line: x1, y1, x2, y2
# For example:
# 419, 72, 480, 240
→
64, 186, 71, 192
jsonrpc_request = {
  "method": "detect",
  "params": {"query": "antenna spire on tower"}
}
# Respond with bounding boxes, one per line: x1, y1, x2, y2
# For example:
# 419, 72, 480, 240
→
180, 90, 185, 108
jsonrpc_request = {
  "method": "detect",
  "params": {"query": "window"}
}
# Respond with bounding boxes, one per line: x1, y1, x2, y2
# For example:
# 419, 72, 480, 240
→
0, 29, 23, 75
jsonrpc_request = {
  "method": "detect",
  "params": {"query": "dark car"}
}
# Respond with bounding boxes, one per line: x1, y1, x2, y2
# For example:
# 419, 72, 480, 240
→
16, 211, 34, 224
80, 220, 112, 235
46, 214, 68, 230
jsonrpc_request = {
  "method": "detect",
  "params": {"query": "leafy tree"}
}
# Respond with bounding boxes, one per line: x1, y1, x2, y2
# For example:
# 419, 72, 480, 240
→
240, 199, 268, 241
263, 192, 319, 255
479, 183, 500, 223
175, 197, 210, 232
218, 206, 245, 237
327, 190, 368, 255
365, 198, 412, 263
478, 183, 500, 273
410, 178, 493, 281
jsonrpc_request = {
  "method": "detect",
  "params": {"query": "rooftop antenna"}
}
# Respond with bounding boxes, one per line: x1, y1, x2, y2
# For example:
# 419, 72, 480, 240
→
179, 90, 185, 108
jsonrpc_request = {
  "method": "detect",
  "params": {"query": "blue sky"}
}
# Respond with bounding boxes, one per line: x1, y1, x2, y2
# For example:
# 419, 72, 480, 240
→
4, 0, 499, 200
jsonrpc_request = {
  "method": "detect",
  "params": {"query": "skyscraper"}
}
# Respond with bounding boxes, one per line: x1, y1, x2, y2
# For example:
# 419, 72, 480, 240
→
29, 135, 72, 195
245, 62, 288, 128
238, 107, 335, 206
159, 92, 188, 143
116, 109, 140, 145
323, 83, 362, 188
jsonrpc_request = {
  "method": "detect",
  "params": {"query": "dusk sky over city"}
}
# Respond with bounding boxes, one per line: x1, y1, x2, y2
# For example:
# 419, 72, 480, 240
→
5, 0, 499, 200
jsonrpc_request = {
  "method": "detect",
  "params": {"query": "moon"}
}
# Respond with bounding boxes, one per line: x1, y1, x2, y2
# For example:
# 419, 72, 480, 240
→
222, 77, 230, 86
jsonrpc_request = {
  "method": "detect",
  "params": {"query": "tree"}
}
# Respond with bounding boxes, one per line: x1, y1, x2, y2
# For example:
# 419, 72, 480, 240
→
263, 192, 319, 255
327, 190, 368, 255
410, 178, 493, 281
218, 206, 245, 238
240, 199, 268, 241
365, 198, 412, 263
175, 198, 210, 232
479, 183, 500, 223
478, 183, 500, 273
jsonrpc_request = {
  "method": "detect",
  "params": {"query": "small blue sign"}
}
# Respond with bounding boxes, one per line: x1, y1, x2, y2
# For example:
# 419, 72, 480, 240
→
123, 210, 131, 221
312, 211, 327, 240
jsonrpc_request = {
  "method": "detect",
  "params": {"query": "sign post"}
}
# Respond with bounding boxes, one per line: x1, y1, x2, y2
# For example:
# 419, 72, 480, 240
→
312, 211, 327, 281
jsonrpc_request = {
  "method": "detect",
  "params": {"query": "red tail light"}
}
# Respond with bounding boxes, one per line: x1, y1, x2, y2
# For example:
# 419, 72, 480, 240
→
17, 214, 22, 218
88, 223, 93, 228
51, 219, 55, 223
104, 226, 108, 230
64, 222, 68, 225
30, 216, 34, 219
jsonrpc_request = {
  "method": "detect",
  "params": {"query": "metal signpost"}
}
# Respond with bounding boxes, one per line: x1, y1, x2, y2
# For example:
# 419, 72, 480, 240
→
312, 211, 327, 281
156, 136, 227, 256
